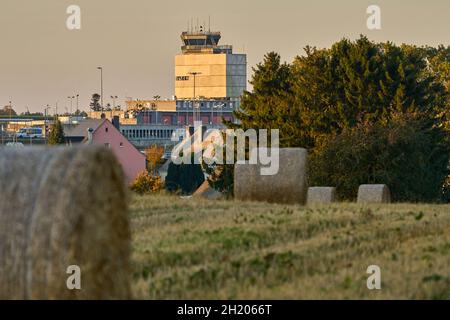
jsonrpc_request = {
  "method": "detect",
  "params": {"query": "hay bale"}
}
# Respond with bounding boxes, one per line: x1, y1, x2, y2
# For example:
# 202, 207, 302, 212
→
357, 184, 391, 204
193, 181, 223, 200
307, 187, 336, 204
0, 146, 131, 300
234, 148, 308, 204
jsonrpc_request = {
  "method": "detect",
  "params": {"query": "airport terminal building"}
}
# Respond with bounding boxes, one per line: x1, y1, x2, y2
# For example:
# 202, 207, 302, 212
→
120, 27, 247, 147
125, 27, 247, 127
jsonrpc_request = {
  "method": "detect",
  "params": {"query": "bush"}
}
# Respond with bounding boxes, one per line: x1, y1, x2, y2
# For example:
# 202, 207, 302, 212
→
202, 134, 236, 198
203, 164, 234, 198
309, 113, 450, 202
165, 157, 205, 195
144, 145, 165, 173
48, 120, 65, 145
130, 171, 163, 195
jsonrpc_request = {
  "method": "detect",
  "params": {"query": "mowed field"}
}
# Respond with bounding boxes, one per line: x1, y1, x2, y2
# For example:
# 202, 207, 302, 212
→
130, 195, 450, 299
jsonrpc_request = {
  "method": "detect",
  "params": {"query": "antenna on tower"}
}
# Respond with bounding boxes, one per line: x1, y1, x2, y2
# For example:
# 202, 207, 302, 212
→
208, 16, 211, 32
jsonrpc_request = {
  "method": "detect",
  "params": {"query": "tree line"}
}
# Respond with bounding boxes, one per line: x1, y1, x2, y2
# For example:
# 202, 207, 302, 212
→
217, 36, 449, 202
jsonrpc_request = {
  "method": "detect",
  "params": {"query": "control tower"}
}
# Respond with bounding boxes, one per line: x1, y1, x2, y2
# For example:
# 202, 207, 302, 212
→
175, 27, 247, 100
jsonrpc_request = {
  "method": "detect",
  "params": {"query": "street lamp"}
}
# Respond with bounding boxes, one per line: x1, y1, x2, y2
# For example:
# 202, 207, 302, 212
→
54, 101, 59, 120
8, 101, 12, 121
111, 95, 118, 109
67, 96, 75, 115
44, 105, 51, 142
110, 95, 118, 119
76, 94, 79, 115
97, 67, 103, 112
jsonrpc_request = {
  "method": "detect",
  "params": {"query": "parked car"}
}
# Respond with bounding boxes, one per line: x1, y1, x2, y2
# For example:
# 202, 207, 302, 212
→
16, 127, 43, 138
6, 142, 24, 148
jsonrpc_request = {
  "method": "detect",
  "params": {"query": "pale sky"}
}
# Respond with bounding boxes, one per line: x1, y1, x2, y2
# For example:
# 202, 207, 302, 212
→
0, 0, 449, 113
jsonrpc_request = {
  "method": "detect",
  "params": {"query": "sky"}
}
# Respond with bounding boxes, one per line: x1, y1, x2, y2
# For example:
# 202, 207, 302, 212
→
0, 0, 449, 113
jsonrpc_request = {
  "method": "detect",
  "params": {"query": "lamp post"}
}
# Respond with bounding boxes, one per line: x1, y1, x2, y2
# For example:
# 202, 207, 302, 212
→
188, 72, 201, 124
8, 101, 12, 121
111, 95, 118, 109
44, 104, 51, 142
67, 96, 75, 115
97, 67, 103, 112
111, 95, 118, 119
76, 94, 79, 114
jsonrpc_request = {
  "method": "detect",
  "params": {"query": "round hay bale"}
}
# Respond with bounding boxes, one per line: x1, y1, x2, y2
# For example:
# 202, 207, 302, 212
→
307, 187, 336, 204
357, 184, 391, 204
0, 146, 131, 300
234, 148, 308, 204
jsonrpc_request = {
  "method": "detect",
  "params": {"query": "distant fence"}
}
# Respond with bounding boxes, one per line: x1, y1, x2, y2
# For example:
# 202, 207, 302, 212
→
0, 137, 47, 146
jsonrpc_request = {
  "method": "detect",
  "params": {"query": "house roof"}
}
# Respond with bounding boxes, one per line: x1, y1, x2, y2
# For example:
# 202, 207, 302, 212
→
64, 118, 146, 161
64, 118, 106, 138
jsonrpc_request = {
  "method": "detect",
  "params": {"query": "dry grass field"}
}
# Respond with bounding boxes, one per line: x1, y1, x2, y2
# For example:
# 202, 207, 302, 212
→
130, 194, 450, 299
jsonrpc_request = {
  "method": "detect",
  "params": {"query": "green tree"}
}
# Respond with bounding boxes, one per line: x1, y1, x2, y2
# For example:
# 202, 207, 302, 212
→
165, 154, 205, 195
225, 36, 449, 202
0, 105, 17, 117
290, 37, 446, 146
426, 45, 450, 131
227, 52, 303, 146
89, 93, 102, 112
48, 120, 65, 145
232, 36, 448, 148
310, 112, 450, 202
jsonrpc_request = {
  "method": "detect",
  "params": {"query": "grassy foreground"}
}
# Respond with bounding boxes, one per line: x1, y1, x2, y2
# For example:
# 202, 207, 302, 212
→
130, 195, 450, 299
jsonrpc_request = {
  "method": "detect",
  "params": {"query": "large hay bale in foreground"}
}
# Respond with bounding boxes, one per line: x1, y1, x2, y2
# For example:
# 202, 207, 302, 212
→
357, 184, 391, 204
0, 146, 131, 300
234, 148, 308, 204
307, 187, 336, 204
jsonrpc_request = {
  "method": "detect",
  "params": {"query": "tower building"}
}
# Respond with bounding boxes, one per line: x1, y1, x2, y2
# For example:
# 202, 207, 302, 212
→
175, 29, 247, 100
121, 26, 246, 147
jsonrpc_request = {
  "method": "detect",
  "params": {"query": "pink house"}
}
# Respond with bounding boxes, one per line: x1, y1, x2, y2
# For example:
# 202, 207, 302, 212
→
65, 118, 146, 184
